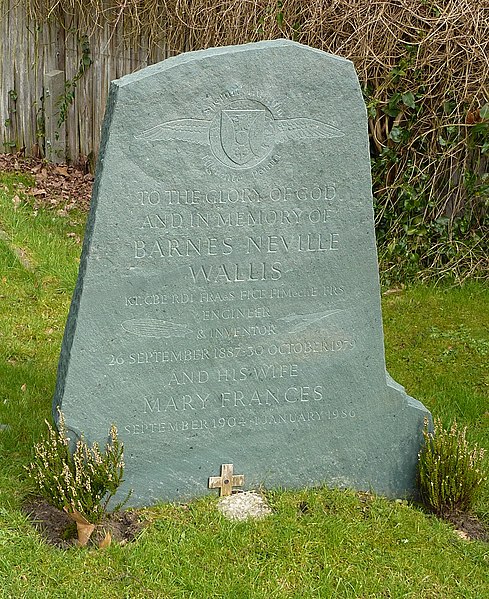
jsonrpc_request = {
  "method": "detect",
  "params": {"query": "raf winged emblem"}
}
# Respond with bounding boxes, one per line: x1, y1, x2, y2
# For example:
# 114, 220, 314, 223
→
279, 310, 344, 334
121, 319, 193, 339
135, 98, 344, 170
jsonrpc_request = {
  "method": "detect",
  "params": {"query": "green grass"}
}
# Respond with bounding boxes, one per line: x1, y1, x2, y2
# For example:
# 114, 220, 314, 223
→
383, 284, 489, 448
0, 171, 488, 598
0, 172, 85, 458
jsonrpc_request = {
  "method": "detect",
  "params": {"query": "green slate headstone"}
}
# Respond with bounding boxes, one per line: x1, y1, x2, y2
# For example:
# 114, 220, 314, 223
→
54, 40, 431, 505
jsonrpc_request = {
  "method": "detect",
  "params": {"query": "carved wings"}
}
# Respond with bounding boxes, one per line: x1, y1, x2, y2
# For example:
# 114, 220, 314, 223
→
279, 310, 344, 333
274, 118, 344, 142
135, 116, 344, 146
121, 318, 193, 338
134, 119, 210, 145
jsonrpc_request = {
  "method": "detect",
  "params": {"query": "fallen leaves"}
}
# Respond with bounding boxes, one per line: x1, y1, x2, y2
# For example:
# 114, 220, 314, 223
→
66, 509, 96, 547
63, 508, 115, 548
54, 165, 70, 177
66, 232, 81, 244
30, 188, 47, 197
383, 286, 405, 296
99, 530, 112, 549
0, 154, 93, 213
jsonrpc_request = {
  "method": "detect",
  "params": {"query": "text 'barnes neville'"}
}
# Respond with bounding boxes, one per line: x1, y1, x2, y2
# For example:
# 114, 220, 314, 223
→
133, 233, 340, 283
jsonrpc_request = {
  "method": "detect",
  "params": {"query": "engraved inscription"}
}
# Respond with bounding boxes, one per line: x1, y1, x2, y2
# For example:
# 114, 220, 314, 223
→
108, 337, 356, 367
123, 408, 357, 436
138, 185, 337, 206
125, 292, 196, 307
219, 385, 323, 407
117, 143, 356, 442
208, 324, 276, 338
141, 384, 323, 413
123, 285, 343, 308
217, 363, 298, 381
134, 235, 340, 261
133, 186, 342, 289
140, 208, 334, 230
202, 307, 271, 320
143, 393, 211, 413
188, 261, 282, 283
134, 237, 233, 259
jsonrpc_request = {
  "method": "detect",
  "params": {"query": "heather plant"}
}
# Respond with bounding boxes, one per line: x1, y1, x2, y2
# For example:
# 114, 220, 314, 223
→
417, 417, 487, 517
26, 410, 127, 523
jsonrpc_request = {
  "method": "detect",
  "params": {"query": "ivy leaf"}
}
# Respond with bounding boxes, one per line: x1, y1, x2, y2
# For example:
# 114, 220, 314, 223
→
383, 106, 401, 118
276, 0, 284, 26
367, 103, 377, 119
402, 92, 416, 109
443, 101, 455, 114
389, 126, 403, 143
480, 103, 489, 120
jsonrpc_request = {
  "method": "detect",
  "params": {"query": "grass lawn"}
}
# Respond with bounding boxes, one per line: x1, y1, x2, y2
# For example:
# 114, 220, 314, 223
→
0, 169, 488, 598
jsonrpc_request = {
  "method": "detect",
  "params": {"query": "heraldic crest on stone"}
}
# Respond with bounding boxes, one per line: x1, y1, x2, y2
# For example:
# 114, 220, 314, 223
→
135, 98, 345, 169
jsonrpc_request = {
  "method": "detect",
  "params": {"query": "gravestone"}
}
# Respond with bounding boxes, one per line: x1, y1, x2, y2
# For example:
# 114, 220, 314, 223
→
53, 39, 431, 505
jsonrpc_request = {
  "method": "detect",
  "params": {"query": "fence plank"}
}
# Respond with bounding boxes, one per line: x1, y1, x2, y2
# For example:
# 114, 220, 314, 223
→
44, 70, 66, 162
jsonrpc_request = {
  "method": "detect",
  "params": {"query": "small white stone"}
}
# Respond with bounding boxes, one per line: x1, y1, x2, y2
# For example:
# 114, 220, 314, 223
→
217, 491, 272, 521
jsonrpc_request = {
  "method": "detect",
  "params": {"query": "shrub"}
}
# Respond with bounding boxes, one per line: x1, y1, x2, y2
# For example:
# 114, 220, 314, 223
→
417, 417, 487, 517
26, 410, 127, 523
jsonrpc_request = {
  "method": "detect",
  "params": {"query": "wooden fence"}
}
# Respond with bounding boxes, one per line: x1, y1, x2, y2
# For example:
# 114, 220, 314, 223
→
0, 1, 169, 165
2, 0, 488, 184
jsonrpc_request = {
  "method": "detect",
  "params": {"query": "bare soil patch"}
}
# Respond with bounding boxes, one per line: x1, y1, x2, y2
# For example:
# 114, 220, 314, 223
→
445, 511, 489, 542
24, 498, 145, 549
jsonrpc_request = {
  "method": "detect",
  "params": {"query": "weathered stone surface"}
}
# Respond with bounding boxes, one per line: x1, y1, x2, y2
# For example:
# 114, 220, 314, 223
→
54, 40, 431, 505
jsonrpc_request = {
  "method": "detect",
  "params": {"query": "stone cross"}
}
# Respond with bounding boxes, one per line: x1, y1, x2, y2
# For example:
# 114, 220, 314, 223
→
209, 464, 244, 496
